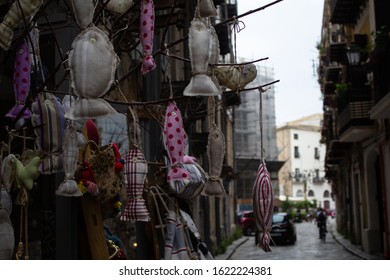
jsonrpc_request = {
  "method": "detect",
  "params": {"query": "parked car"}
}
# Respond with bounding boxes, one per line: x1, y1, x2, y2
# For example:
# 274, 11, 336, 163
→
270, 212, 296, 245
238, 210, 256, 236
255, 212, 297, 245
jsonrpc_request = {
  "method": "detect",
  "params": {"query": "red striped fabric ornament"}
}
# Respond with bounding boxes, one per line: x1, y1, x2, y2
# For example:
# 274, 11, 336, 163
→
253, 160, 274, 252
119, 146, 150, 222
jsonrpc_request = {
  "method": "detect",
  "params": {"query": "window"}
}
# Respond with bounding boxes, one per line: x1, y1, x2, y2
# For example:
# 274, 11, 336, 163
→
308, 190, 315, 197
296, 190, 304, 197
294, 133, 298, 140
314, 147, 320, 159
313, 169, 320, 182
324, 190, 330, 198
294, 146, 300, 158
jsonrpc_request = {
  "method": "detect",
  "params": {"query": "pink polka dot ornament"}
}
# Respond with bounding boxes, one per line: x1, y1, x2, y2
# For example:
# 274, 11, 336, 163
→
6, 40, 32, 119
163, 101, 190, 186
140, 0, 156, 75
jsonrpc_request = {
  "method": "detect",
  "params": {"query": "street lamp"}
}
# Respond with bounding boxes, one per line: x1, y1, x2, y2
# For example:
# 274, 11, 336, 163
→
346, 44, 361, 65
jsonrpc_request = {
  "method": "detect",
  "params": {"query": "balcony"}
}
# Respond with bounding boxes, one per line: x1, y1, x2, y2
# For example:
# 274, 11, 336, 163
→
326, 140, 351, 165
325, 65, 342, 83
338, 100, 375, 142
330, 0, 367, 24
328, 42, 347, 64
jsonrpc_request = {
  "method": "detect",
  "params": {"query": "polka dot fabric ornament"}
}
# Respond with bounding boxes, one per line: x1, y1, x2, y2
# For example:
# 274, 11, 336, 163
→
163, 101, 190, 187
140, 0, 156, 75
253, 160, 274, 252
6, 40, 32, 119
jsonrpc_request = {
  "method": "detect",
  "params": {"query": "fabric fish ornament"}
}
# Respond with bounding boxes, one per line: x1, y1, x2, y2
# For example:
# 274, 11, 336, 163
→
163, 101, 190, 187
70, 0, 96, 30
203, 124, 225, 196
31, 92, 66, 174
0, 0, 43, 50
140, 0, 156, 75
253, 160, 274, 252
56, 125, 85, 197
66, 26, 119, 120
198, 0, 217, 18
119, 146, 150, 222
6, 41, 32, 120
184, 18, 219, 96
208, 26, 222, 93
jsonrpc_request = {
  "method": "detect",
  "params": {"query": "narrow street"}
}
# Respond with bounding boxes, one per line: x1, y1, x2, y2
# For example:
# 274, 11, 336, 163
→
229, 220, 360, 260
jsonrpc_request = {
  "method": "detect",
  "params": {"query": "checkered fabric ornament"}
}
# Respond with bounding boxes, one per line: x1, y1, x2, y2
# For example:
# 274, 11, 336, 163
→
119, 146, 150, 222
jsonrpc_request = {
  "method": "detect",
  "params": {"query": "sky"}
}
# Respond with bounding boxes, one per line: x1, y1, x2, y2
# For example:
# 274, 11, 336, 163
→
235, 0, 324, 126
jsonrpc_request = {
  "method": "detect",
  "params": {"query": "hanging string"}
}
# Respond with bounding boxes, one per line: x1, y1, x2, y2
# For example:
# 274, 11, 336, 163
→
208, 96, 216, 128
259, 88, 264, 161
230, 16, 246, 65
164, 45, 174, 100
127, 105, 138, 146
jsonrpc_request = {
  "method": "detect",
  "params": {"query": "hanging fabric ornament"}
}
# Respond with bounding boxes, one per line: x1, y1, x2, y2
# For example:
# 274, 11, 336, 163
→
70, 0, 96, 30
65, 26, 119, 120
203, 124, 225, 196
119, 146, 150, 222
6, 41, 32, 120
197, 0, 217, 18
164, 210, 190, 260
140, 0, 156, 75
0, 0, 43, 50
0, 152, 15, 260
183, 18, 219, 96
163, 101, 190, 188
253, 160, 274, 252
214, 63, 257, 92
208, 26, 222, 93
56, 125, 85, 197
31, 91, 66, 174
106, 0, 133, 14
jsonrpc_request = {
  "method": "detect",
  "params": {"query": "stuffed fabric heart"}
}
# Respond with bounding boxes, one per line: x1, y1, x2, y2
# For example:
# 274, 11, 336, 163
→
71, 0, 96, 30
106, 0, 133, 14
31, 92, 65, 174
66, 26, 119, 120
15, 156, 42, 191
214, 63, 257, 92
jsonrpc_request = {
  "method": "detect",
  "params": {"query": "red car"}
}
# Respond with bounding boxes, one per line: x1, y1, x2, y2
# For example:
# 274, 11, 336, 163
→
238, 210, 256, 236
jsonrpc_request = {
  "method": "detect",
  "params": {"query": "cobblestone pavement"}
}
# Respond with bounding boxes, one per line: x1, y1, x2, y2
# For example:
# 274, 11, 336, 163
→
222, 220, 361, 260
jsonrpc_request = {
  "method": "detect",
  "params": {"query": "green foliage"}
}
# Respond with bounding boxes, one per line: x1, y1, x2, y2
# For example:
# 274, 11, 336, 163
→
215, 227, 243, 255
